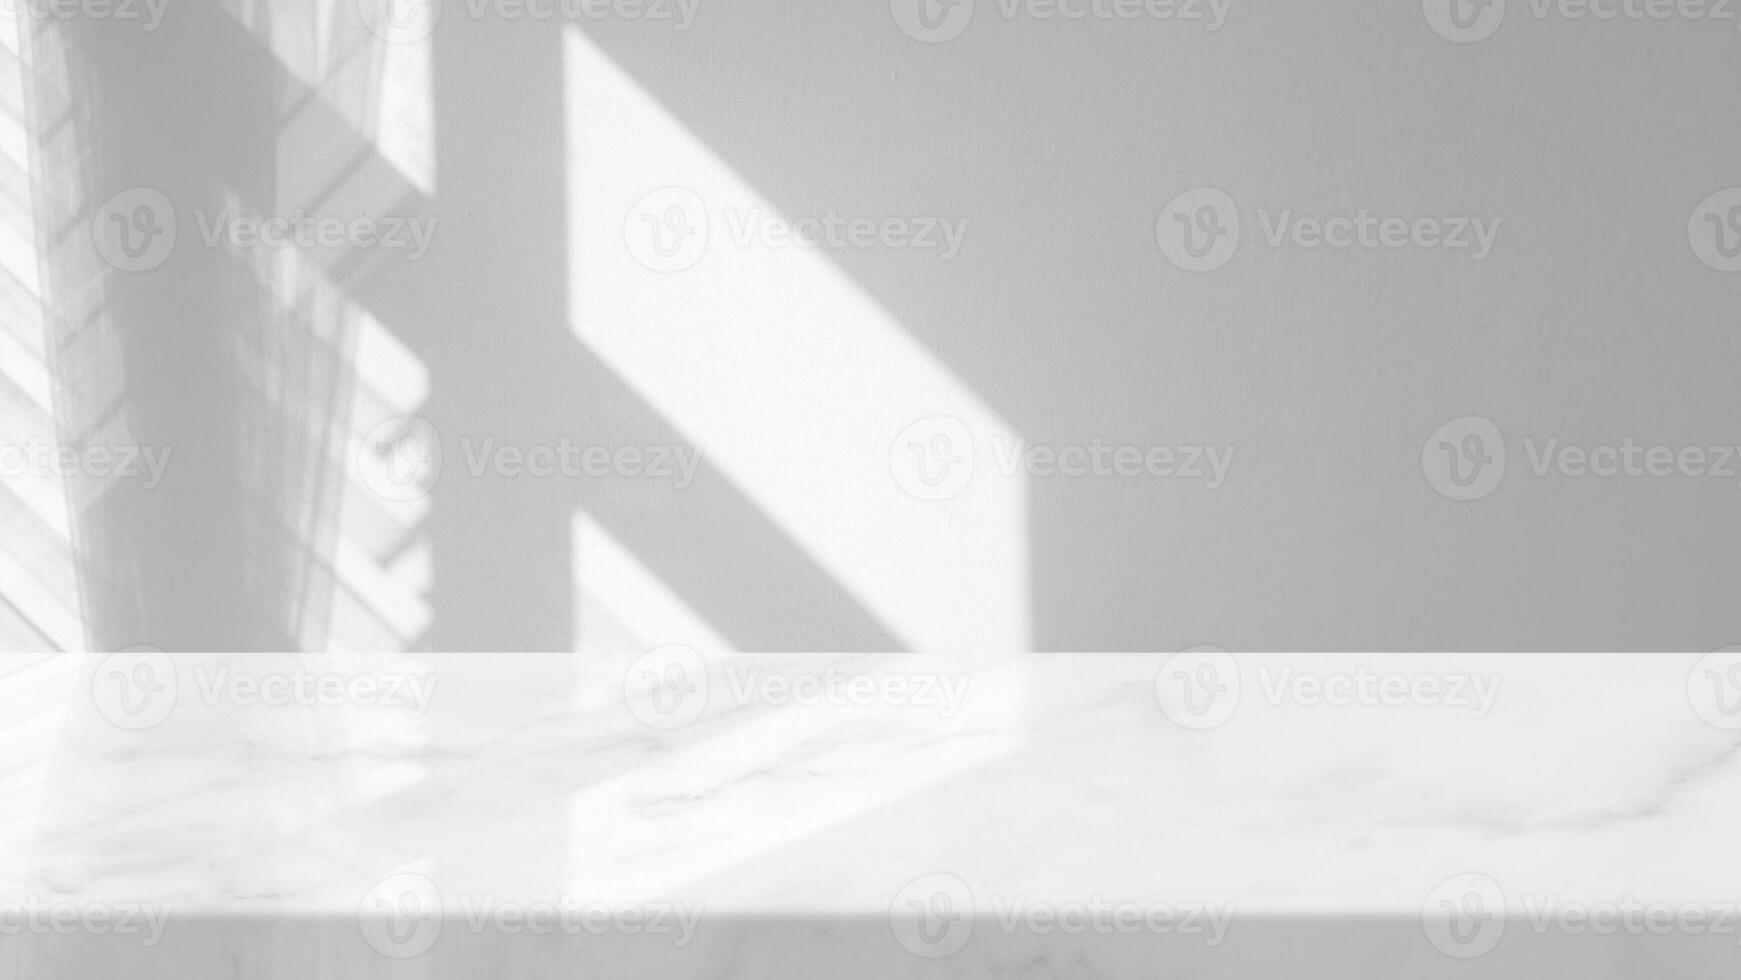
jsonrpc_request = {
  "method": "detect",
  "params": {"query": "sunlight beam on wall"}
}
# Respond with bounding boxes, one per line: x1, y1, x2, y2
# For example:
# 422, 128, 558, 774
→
563, 26, 1028, 653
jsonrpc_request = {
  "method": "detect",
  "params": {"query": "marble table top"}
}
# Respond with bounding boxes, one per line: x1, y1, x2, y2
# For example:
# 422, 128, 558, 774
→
4, 651, 1738, 977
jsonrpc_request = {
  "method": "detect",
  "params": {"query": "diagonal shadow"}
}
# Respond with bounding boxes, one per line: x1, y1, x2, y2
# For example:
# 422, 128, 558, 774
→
324, 18, 902, 653
568, 2, 1741, 653
564, 7, 1262, 651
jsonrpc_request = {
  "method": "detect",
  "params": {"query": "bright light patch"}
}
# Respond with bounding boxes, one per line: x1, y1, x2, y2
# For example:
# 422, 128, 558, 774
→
562, 26, 1028, 653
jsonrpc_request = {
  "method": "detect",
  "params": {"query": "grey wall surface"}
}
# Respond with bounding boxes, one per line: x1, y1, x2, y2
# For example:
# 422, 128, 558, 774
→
14, 0, 1741, 651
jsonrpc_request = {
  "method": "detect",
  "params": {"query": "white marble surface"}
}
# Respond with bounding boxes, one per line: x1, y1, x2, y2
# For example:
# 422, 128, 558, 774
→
4, 652, 1740, 976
